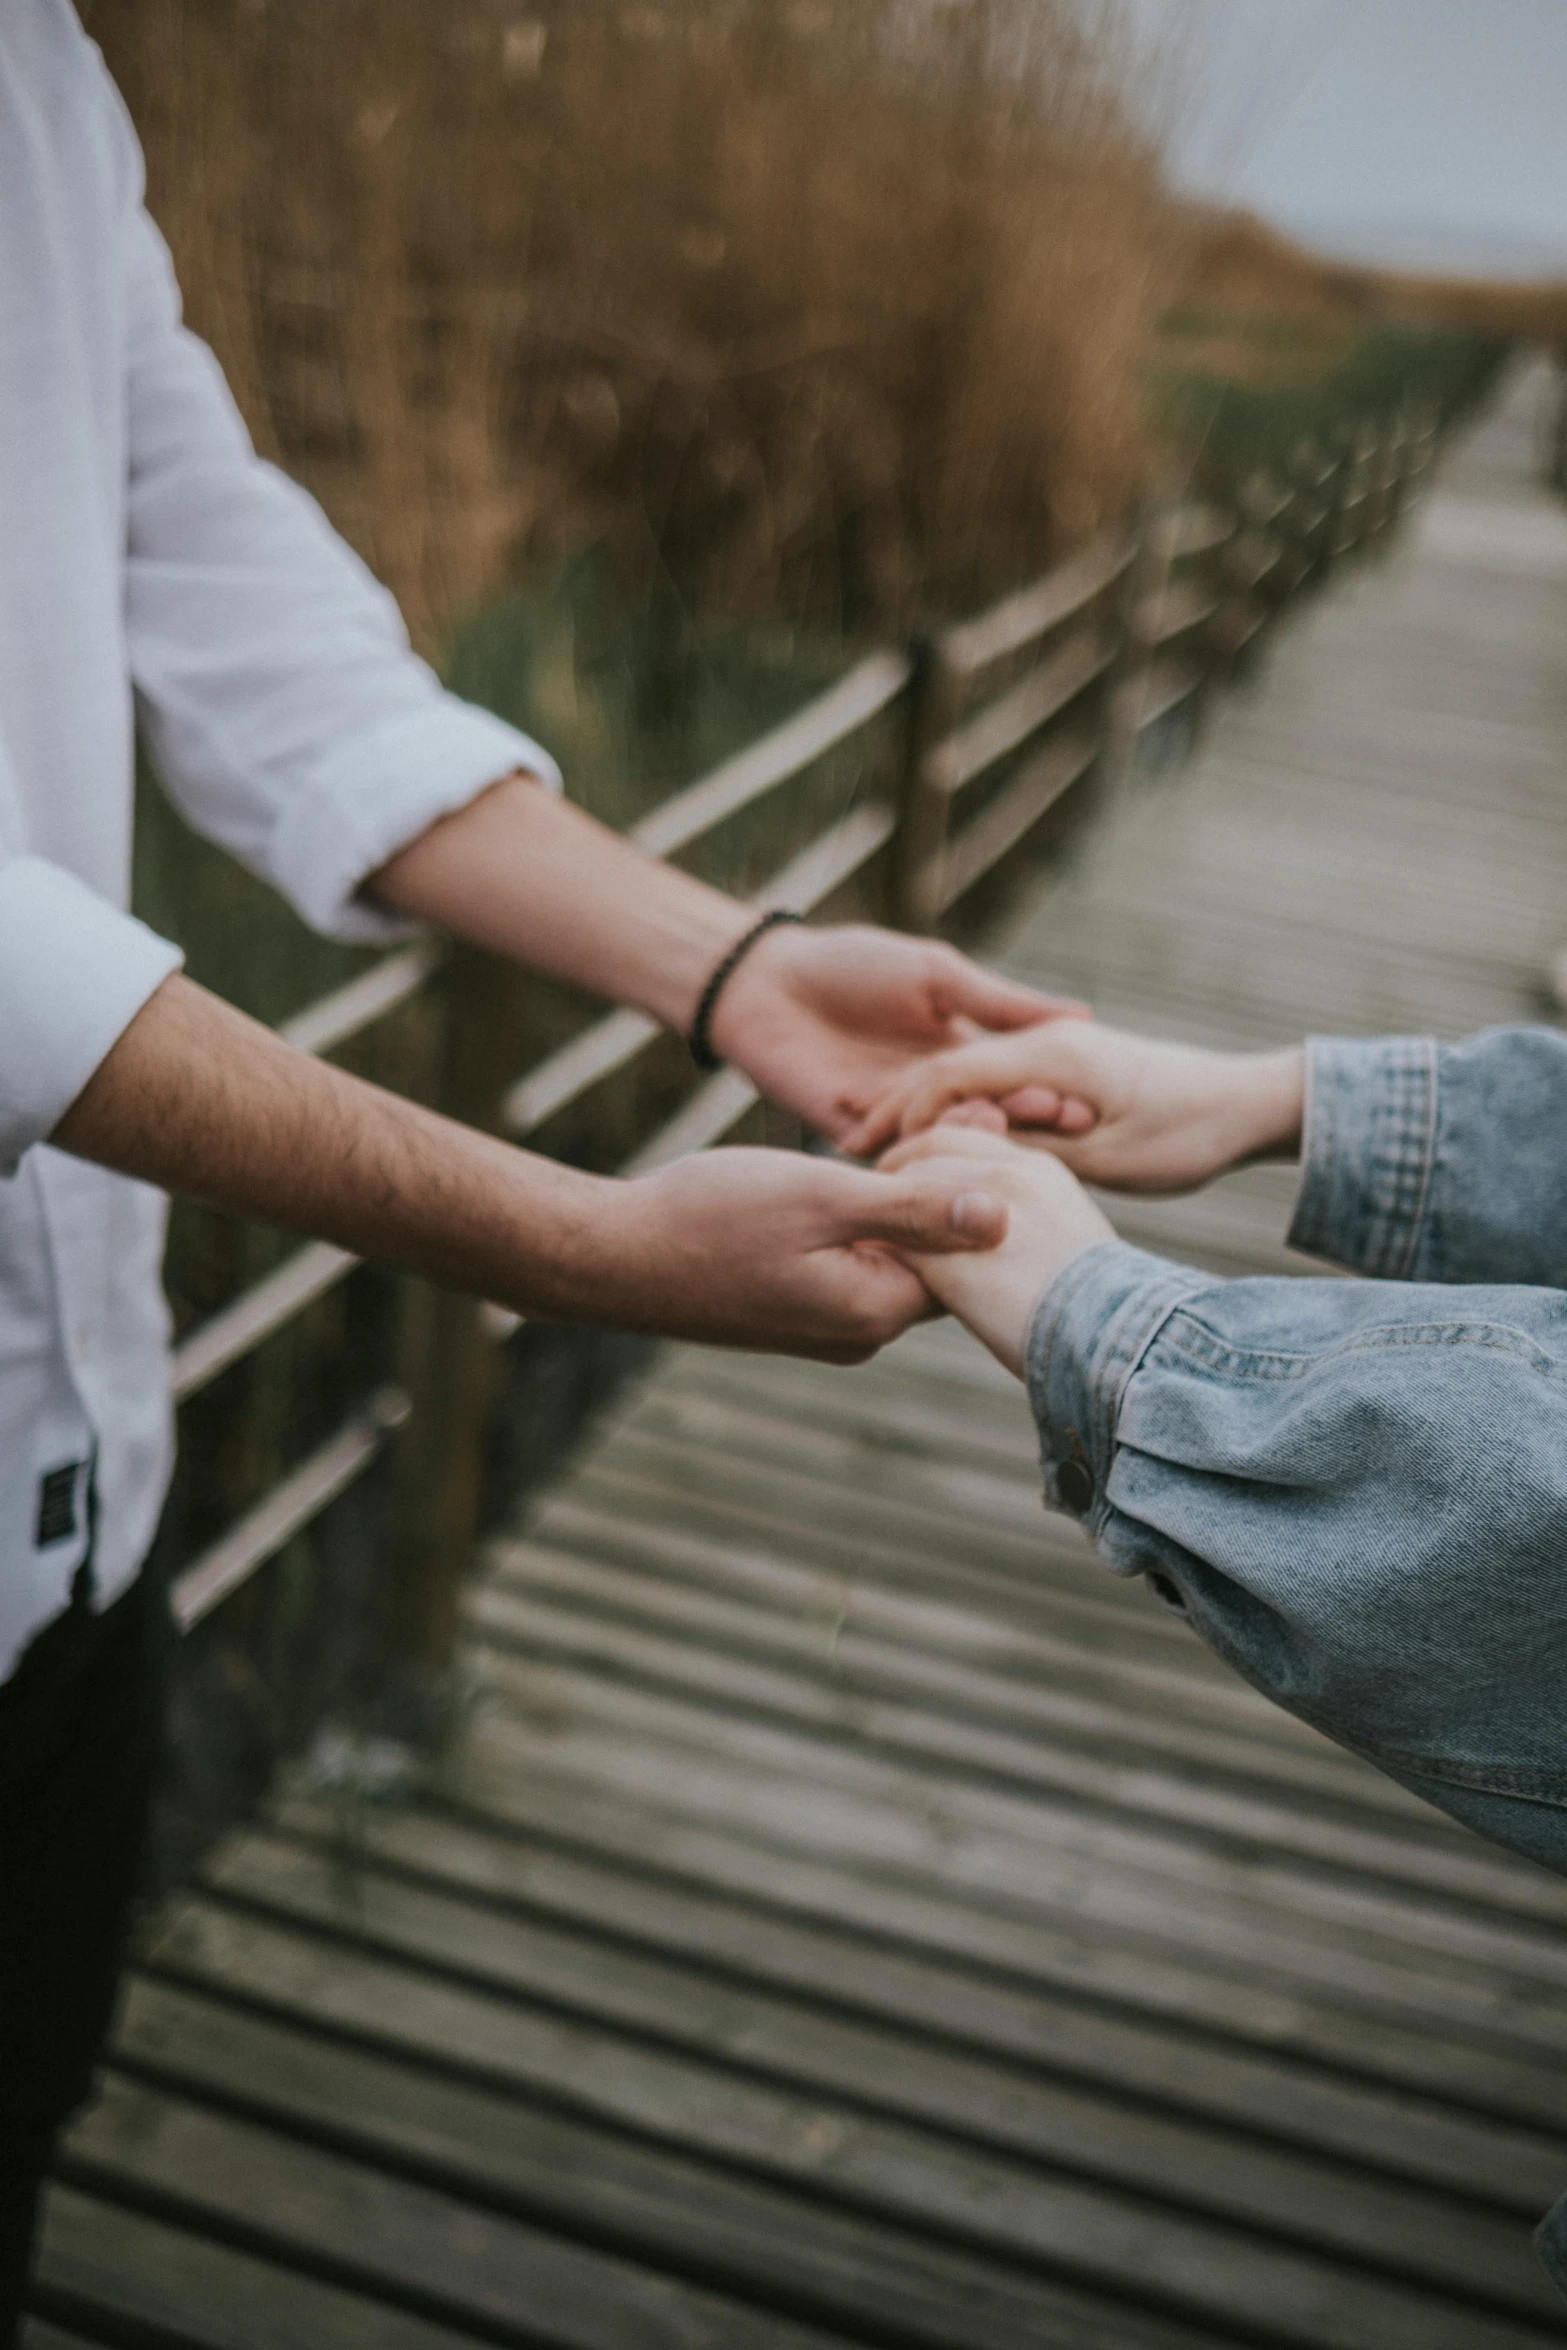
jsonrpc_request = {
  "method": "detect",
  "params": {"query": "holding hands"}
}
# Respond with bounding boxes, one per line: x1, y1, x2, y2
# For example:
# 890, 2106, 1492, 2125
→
851, 1015, 1310, 1375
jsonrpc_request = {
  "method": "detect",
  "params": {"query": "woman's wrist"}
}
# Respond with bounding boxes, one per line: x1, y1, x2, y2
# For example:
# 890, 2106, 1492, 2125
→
1222, 1046, 1306, 1165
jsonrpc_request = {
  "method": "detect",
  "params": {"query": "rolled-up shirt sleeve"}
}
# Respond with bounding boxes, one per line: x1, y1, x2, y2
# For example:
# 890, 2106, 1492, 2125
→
1026, 1238, 1567, 1875
1288, 1026, 1567, 1287
121, 200, 560, 944
0, 856, 182, 1176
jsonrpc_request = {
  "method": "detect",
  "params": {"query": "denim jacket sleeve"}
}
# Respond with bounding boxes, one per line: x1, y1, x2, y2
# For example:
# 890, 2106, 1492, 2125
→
1288, 1026, 1567, 1285
1026, 1240, 1567, 1877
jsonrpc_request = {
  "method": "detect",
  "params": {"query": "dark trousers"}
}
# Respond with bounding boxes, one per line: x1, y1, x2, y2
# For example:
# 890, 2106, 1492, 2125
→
0, 1567, 167, 2347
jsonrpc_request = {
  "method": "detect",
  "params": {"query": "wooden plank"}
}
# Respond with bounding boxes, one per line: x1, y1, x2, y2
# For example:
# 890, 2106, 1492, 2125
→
555, 1440, 1212, 1658
110, 1974, 1207, 2350
630, 652, 910, 860
170, 1389, 408, 1633
565, 1392, 1214, 1630
443, 1731, 1567, 2134
63, 2074, 859, 2350
464, 1580, 1567, 1926
501, 1004, 660, 1139
169, 1843, 1563, 2321
537, 1467, 1246, 1691
171, 1239, 358, 1405
940, 527, 1134, 680
1129, 579, 1220, 652
935, 730, 1100, 911
1148, 504, 1235, 563
659, 1341, 1048, 1473
36, 2182, 478, 2350
1128, 654, 1204, 732
278, 941, 442, 1060
274, 1793, 1567, 2208
597, 1370, 1085, 1543
934, 632, 1112, 795
454, 1666, 1567, 2033
622, 1067, 759, 1177
130, 1905, 1559, 2348
480, 1533, 1435, 1817
750, 799, 897, 913
514, 1456, 1291, 1718
480, 1519, 1429, 1794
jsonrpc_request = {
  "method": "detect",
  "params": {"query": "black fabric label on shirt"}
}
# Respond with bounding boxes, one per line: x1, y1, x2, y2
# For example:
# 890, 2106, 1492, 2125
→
35, 1461, 84, 1549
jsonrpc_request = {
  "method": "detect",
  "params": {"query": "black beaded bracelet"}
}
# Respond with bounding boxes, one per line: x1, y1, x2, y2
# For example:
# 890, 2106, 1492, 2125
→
688, 909, 803, 1071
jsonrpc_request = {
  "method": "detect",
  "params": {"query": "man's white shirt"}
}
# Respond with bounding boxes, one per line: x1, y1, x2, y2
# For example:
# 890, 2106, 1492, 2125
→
0, 0, 557, 1681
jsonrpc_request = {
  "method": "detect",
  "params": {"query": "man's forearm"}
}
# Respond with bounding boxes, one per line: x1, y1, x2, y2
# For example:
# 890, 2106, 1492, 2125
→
49, 972, 1008, 1362
368, 774, 751, 1034
52, 972, 610, 1318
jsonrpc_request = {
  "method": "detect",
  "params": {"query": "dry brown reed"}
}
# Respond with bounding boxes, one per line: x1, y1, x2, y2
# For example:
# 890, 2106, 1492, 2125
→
84, 0, 1175, 650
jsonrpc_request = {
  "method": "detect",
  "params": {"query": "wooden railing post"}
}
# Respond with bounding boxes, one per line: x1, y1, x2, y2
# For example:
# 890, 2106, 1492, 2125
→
383, 943, 523, 1716
1388, 405, 1422, 529
1110, 501, 1180, 764
889, 634, 961, 933
1368, 415, 1404, 545
1549, 367, 1567, 496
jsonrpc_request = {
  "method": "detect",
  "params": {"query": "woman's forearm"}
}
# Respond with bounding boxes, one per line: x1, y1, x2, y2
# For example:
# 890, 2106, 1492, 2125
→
1027, 1238, 1567, 1875
1289, 1026, 1567, 1284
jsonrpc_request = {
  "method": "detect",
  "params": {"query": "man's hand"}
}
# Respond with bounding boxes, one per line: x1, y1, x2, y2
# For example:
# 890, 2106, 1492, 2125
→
849, 1019, 1305, 1195
878, 1126, 1113, 1377
708, 920, 1089, 1142
580, 1148, 1008, 1361
54, 976, 1010, 1368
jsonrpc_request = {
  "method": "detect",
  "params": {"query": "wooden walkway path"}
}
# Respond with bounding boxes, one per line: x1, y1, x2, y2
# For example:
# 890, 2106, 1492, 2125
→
30, 365, 1567, 2349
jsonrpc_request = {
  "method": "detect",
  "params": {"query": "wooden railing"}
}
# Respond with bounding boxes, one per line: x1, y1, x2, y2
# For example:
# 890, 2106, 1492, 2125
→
164, 401, 1442, 1662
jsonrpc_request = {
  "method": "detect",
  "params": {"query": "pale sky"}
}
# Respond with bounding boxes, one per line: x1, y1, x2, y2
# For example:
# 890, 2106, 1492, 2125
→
1121, 0, 1567, 273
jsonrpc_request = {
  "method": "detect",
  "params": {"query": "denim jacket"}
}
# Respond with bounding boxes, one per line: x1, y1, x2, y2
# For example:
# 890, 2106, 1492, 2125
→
1027, 1024, 1567, 1871
1026, 1025, 1567, 2286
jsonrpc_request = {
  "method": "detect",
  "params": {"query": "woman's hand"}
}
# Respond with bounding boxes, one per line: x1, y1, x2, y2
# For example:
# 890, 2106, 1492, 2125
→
878, 1125, 1114, 1375
848, 1020, 1305, 1195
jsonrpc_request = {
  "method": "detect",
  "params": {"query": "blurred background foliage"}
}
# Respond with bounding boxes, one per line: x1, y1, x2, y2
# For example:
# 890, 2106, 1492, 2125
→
90, 0, 1516, 1031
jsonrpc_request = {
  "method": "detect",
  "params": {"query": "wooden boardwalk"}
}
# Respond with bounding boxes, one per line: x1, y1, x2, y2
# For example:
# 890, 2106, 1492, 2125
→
31, 365, 1567, 2349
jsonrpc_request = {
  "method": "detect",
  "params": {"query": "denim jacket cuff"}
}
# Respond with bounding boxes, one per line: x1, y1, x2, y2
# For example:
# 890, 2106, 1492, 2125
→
1287, 1034, 1438, 1277
1024, 1241, 1208, 1529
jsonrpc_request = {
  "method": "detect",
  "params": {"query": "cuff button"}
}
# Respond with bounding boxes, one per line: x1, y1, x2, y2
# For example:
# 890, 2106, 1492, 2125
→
1056, 1458, 1094, 1515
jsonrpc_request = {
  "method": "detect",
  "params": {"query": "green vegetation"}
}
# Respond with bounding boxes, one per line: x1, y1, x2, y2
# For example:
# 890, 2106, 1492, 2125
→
1150, 320, 1509, 482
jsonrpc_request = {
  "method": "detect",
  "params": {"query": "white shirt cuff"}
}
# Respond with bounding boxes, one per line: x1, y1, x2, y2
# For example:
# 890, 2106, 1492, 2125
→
269, 697, 563, 944
0, 859, 185, 1176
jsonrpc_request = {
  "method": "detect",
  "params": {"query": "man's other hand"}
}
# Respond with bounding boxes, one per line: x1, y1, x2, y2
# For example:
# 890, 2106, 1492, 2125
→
708, 922, 1088, 1144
